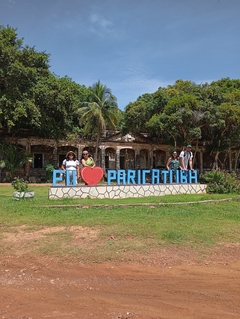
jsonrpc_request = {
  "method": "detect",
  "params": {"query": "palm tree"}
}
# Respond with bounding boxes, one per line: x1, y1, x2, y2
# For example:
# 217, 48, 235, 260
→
0, 142, 33, 181
76, 80, 120, 161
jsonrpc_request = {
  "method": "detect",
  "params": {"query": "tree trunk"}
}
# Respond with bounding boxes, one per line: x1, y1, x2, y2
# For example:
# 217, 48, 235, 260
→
234, 150, 240, 171
228, 149, 232, 172
94, 123, 101, 163
193, 139, 199, 169
212, 150, 220, 170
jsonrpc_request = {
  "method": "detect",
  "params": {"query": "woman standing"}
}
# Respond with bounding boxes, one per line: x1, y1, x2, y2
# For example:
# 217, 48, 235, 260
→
61, 150, 80, 185
166, 150, 180, 180
81, 151, 96, 168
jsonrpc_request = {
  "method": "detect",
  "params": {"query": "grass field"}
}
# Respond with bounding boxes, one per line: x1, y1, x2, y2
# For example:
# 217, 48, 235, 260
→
0, 185, 240, 262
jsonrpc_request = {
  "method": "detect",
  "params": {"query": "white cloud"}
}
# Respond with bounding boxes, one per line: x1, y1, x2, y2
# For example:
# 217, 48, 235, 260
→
89, 13, 114, 36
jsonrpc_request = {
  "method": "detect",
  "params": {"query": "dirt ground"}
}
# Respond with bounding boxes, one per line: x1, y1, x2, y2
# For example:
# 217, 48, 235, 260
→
0, 227, 240, 319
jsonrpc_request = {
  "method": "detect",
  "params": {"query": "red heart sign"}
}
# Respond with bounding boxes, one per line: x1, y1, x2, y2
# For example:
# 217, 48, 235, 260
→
80, 166, 104, 185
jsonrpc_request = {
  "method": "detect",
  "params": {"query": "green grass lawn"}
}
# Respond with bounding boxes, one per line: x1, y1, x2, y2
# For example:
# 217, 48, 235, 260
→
0, 185, 240, 262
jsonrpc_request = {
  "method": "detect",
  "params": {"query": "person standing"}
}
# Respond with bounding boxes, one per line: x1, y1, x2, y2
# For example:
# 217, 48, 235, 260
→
166, 150, 180, 181
179, 145, 194, 171
166, 150, 180, 172
61, 150, 80, 185
81, 151, 96, 168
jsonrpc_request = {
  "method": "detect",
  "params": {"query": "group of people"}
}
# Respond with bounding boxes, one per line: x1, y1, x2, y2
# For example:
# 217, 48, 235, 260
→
166, 145, 194, 177
61, 144, 193, 185
61, 150, 95, 184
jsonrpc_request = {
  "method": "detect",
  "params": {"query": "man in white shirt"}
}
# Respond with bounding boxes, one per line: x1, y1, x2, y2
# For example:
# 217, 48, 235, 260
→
179, 145, 194, 171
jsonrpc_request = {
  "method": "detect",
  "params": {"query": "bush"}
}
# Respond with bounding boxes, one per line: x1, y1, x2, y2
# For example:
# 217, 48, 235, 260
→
202, 170, 240, 194
45, 164, 54, 182
12, 178, 28, 192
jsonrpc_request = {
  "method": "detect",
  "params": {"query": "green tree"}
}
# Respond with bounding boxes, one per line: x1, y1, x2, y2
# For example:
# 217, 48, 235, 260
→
206, 103, 240, 170
123, 100, 150, 135
151, 88, 169, 114
0, 25, 89, 140
199, 80, 240, 170
76, 80, 120, 160
0, 142, 32, 181
166, 79, 198, 96
122, 92, 166, 136
147, 94, 201, 148
0, 25, 50, 132
32, 75, 88, 140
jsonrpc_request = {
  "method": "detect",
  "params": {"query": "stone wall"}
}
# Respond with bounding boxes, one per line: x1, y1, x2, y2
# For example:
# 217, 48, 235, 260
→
49, 183, 207, 199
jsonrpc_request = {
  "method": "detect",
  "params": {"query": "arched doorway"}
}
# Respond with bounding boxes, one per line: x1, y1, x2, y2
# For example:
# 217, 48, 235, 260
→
120, 148, 135, 169
153, 149, 166, 169
140, 149, 150, 169
105, 147, 116, 170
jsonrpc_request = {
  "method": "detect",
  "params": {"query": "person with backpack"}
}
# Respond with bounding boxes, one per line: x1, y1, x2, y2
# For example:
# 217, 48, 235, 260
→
179, 145, 194, 171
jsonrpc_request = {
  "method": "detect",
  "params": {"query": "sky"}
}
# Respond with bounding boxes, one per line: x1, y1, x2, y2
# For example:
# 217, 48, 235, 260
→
1, 0, 240, 110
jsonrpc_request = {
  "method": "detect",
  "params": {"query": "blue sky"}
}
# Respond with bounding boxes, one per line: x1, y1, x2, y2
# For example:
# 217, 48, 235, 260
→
1, 0, 240, 110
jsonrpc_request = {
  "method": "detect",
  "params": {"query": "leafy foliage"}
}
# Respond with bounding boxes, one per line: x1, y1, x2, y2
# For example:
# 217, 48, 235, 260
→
202, 170, 240, 194
0, 25, 50, 132
76, 80, 120, 160
32, 75, 87, 139
44, 164, 54, 182
1, 25, 240, 170
124, 78, 240, 168
0, 142, 32, 181
123, 100, 150, 134
0, 25, 89, 140
12, 177, 28, 192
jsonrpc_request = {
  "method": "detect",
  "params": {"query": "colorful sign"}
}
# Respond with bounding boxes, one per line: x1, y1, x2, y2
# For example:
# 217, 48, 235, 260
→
52, 169, 198, 186
80, 166, 104, 185
107, 169, 198, 185
53, 170, 77, 186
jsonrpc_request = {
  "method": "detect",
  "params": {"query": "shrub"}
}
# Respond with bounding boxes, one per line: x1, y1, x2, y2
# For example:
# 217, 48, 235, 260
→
202, 170, 240, 194
45, 164, 54, 182
0, 142, 32, 181
12, 178, 28, 192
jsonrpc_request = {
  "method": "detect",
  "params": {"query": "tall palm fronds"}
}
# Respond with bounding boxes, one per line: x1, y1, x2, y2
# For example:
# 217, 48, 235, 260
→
0, 142, 32, 181
76, 81, 120, 160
